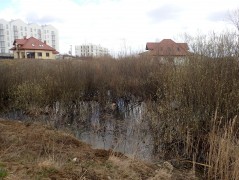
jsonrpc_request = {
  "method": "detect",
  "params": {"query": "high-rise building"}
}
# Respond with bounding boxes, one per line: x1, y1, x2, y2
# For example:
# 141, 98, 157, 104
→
75, 44, 109, 57
0, 19, 59, 56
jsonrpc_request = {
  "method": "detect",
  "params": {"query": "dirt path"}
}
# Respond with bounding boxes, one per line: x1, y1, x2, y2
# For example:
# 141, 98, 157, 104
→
0, 118, 197, 179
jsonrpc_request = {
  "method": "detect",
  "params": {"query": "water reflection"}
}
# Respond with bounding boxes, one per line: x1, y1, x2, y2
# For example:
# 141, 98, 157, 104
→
2, 99, 155, 162
67, 99, 154, 161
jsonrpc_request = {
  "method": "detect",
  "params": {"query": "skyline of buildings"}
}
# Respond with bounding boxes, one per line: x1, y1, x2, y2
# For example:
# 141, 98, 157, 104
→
0, 19, 59, 56
0, 19, 111, 58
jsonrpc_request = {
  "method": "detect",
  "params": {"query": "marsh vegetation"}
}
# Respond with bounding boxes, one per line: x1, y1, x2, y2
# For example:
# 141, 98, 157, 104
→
1, 32, 239, 179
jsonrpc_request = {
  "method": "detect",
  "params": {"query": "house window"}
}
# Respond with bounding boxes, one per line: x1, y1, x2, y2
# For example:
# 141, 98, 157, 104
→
38, 52, 42, 57
46, 52, 49, 57
26, 52, 35, 58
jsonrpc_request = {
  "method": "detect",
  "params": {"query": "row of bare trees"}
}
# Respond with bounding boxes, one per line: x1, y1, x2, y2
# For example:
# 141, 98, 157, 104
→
179, 8, 239, 59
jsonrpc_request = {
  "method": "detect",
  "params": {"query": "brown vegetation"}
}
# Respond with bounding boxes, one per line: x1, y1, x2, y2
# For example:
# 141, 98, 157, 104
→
1, 31, 239, 179
0, 118, 196, 179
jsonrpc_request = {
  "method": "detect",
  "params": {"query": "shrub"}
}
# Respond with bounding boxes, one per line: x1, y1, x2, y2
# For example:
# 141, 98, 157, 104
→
12, 81, 46, 109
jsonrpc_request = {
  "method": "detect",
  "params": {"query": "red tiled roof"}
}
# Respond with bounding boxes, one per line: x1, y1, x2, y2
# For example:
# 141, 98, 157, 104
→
10, 37, 59, 54
146, 39, 189, 56
15, 39, 27, 45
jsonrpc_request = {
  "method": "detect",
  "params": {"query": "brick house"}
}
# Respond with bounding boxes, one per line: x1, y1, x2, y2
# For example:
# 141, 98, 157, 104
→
145, 39, 189, 64
10, 36, 59, 59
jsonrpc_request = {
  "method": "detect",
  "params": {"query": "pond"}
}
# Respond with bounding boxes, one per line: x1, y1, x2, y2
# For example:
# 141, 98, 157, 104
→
2, 99, 156, 162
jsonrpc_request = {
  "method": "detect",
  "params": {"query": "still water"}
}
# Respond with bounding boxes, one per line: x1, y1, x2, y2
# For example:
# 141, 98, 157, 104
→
3, 99, 155, 162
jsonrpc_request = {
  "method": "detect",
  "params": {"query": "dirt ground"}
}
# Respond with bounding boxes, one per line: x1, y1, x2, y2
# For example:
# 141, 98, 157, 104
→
0, 118, 198, 180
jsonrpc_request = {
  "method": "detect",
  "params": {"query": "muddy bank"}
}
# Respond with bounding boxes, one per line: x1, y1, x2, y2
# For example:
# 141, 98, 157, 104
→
0, 118, 198, 179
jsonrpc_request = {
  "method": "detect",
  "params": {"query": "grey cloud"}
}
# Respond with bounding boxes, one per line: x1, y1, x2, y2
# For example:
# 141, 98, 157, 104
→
26, 12, 62, 24
148, 4, 184, 23
207, 10, 228, 22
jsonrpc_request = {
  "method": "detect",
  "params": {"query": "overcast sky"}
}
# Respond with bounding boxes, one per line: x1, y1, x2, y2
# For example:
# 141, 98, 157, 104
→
0, 0, 238, 55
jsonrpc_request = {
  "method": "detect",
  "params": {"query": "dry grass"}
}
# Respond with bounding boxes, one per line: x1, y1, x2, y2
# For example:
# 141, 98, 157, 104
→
207, 113, 239, 180
0, 57, 166, 111
1, 57, 239, 179
0, 118, 198, 179
143, 56, 239, 178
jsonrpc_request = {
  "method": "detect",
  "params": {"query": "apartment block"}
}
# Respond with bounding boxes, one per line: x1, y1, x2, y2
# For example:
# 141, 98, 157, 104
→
75, 44, 109, 57
0, 19, 59, 56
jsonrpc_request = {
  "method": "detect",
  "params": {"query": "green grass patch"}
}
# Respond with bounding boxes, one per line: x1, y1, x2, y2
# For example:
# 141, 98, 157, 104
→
0, 166, 8, 179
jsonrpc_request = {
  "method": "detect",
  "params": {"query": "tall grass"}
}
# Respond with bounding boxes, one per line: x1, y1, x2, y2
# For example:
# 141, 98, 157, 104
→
144, 56, 239, 178
0, 57, 166, 110
207, 113, 239, 180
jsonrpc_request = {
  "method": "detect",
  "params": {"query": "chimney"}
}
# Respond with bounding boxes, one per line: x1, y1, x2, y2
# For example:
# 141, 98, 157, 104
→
23, 36, 27, 39
44, 40, 47, 44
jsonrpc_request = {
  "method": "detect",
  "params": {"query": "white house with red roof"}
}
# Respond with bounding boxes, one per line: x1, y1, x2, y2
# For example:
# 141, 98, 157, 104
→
144, 39, 190, 64
10, 36, 59, 59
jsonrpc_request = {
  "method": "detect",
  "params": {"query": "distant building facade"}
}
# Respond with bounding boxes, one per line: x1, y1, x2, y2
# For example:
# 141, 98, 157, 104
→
0, 19, 59, 57
75, 44, 109, 57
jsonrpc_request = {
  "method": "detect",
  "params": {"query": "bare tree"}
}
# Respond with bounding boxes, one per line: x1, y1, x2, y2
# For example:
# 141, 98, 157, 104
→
228, 8, 239, 32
